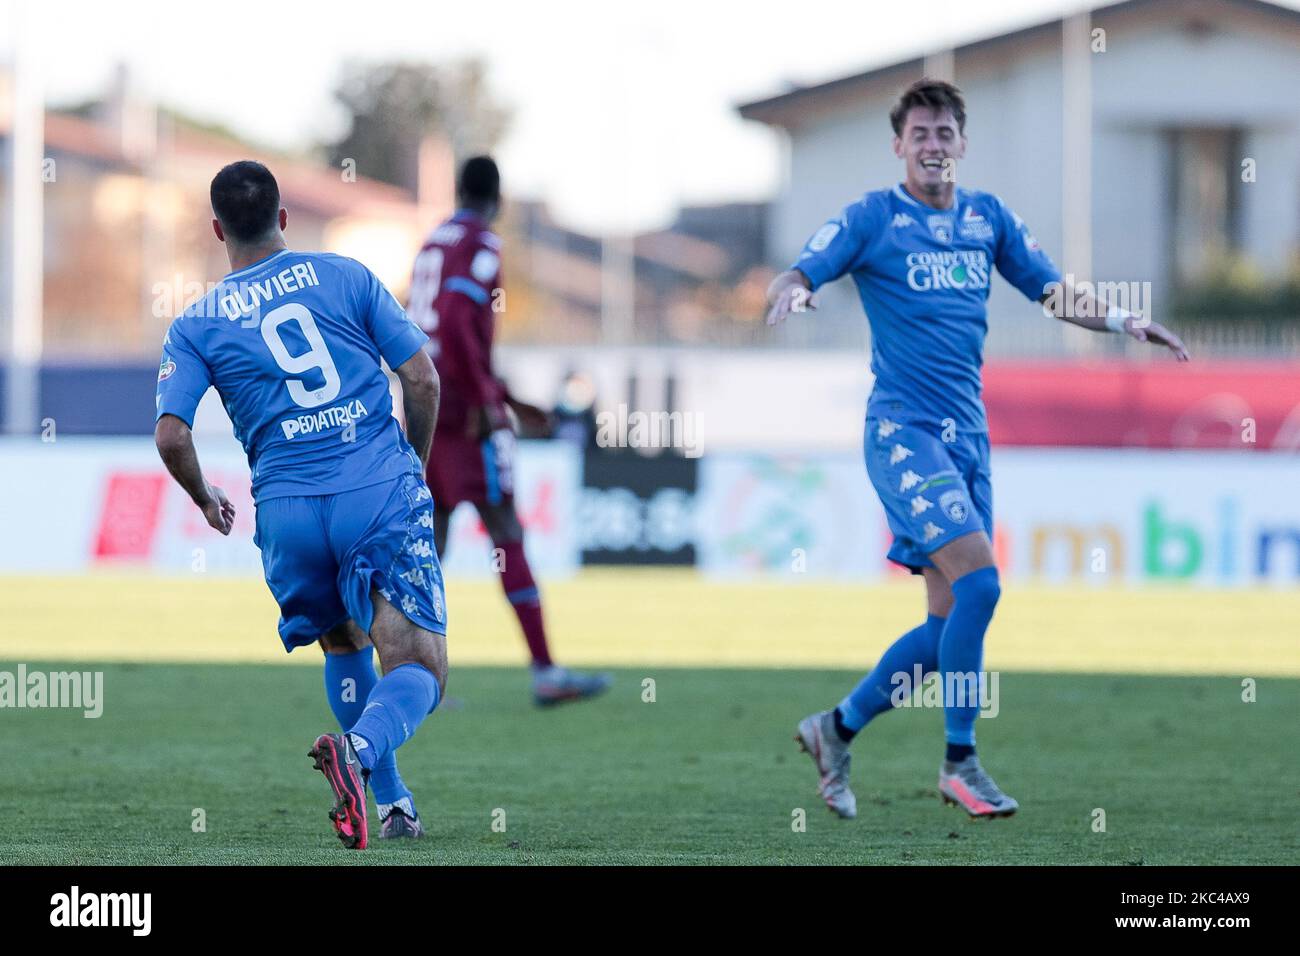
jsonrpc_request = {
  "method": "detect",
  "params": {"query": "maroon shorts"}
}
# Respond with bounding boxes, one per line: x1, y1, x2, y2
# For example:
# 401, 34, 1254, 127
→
426, 427, 516, 509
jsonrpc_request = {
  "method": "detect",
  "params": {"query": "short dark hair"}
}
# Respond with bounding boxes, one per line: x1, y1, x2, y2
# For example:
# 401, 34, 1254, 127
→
889, 78, 967, 136
210, 161, 281, 244
457, 155, 500, 204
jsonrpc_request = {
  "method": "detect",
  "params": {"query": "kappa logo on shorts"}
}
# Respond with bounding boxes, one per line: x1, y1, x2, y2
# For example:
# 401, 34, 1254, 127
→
877, 419, 902, 439
922, 521, 944, 543
910, 495, 933, 516
899, 469, 923, 492
408, 539, 434, 559
889, 444, 914, 465
400, 567, 428, 588
939, 489, 969, 523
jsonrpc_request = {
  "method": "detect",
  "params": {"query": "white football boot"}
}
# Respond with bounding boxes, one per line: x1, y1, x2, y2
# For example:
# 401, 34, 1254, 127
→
938, 755, 1019, 818
795, 710, 857, 819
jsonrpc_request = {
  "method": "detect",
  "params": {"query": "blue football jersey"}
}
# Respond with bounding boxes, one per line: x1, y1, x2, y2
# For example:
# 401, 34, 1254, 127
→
793, 184, 1061, 433
155, 250, 428, 502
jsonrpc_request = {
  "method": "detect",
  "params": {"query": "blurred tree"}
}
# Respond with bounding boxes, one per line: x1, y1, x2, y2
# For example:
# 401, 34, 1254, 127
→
325, 60, 509, 193
1172, 253, 1300, 327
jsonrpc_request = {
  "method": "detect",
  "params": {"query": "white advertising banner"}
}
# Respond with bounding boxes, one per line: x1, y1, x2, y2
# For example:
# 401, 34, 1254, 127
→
4, 440, 1296, 586
0, 437, 580, 577
697, 449, 1300, 587
992, 449, 1297, 586
696, 453, 884, 579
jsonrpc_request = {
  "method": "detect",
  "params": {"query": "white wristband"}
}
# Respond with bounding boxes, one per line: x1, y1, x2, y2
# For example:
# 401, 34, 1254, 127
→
1105, 306, 1133, 333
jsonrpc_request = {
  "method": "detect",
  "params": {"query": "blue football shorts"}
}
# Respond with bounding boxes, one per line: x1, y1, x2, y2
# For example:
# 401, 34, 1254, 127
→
864, 415, 993, 573
254, 472, 447, 652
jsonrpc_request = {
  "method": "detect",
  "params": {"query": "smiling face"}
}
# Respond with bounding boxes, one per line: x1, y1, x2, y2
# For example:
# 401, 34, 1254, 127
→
893, 105, 967, 206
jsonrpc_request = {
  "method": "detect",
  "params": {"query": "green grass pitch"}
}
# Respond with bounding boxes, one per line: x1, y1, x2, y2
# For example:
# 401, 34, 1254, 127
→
4, 662, 1296, 865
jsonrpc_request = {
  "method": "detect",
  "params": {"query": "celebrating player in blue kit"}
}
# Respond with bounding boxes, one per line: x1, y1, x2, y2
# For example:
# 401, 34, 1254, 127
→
767, 80, 1188, 819
154, 161, 447, 848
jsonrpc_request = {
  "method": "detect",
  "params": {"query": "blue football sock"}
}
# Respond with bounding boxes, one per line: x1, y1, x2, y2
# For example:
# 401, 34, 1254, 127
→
939, 567, 1001, 747
836, 614, 946, 736
347, 662, 441, 772
323, 647, 413, 806
946, 743, 976, 763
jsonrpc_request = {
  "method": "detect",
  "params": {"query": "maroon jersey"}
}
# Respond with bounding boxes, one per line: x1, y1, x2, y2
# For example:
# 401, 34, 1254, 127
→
409, 210, 504, 432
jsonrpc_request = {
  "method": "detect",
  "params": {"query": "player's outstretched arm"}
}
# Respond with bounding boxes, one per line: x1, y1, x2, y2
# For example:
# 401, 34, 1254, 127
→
764, 269, 819, 326
1042, 281, 1189, 361
154, 414, 235, 535
500, 384, 552, 437
393, 349, 440, 469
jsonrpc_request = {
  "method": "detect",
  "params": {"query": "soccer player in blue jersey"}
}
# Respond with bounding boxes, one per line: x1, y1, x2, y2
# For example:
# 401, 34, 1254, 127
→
154, 161, 447, 848
766, 80, 1188, 820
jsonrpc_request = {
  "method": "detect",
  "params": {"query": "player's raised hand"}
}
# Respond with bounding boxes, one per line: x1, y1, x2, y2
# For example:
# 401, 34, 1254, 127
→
507, 398, 552, 437
765, 270, 819, 326
465, 410, 486, 440
466, 403, 513, 440
1127, 317, 1190, 362
201, 484, 236, 536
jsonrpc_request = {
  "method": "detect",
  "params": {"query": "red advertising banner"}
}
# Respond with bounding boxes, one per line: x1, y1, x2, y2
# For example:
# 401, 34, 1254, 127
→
93, 473, 168, 560
983, 362, 1300, 449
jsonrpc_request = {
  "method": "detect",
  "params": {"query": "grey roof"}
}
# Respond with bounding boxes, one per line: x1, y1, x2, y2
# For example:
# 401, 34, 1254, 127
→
737, 0, 1300, 127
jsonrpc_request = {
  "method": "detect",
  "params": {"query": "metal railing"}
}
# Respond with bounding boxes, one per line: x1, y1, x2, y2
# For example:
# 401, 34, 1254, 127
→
495, 308, 1300, 359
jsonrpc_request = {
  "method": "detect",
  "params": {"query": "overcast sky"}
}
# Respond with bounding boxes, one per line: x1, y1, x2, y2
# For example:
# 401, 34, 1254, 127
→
6, 0, 1296, 233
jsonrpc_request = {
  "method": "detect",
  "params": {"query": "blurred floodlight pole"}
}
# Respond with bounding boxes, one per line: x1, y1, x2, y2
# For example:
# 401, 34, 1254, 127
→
1061, 9, 1095, 355
600, 233, 634, 345
3, 1, 43, 435
922, 49, 954, 82
599, 44, 637, 347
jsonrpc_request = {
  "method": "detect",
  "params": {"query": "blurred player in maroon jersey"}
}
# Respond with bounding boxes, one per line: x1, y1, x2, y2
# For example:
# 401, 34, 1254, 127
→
409, 156, 611, 706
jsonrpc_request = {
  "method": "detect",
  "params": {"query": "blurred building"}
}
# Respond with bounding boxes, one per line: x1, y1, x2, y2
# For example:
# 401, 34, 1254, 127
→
739, 0, 1300, 355
0, 69, 773, 360
5, 11, 1297, 443
505, 200, 772, 346
0, 68, 426, 359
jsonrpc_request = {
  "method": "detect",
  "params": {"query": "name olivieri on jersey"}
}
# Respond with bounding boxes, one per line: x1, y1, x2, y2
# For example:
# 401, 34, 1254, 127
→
218, 260, 320, 322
